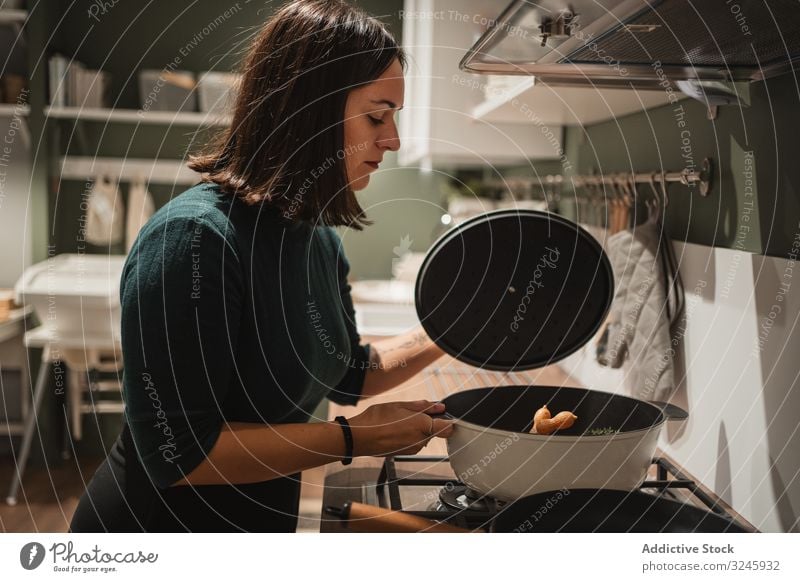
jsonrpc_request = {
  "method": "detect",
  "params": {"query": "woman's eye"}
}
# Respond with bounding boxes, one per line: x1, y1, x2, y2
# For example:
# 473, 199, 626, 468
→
369, 116, 385, 125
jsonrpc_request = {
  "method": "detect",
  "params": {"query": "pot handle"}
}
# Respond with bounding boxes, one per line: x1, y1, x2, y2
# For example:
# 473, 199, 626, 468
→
649, 401, 689, 420
324, 502, 472, 533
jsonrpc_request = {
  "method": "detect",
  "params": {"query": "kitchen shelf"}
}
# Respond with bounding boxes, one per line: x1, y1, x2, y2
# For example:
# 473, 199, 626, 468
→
0, 9, 27, 24
45, 106, 231, 126
0, 103, 29, 117
471, 77, 679, 126
3, 421, 24, 433
79, 402, 124, 414
59, 156, 201, 185
0, 307, 31, 344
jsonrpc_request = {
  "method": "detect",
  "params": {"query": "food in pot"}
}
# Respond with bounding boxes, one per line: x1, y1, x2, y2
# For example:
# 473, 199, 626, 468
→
536, 411, 578, 434
530, 405, 578, 435
533, 404, 551, 424
587, 427, 617, 436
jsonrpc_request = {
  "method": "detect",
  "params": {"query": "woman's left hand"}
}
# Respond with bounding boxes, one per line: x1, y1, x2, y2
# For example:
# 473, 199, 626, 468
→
347, 399, 455, 456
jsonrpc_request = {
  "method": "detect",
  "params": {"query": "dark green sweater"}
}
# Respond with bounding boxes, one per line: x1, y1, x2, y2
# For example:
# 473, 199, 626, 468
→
71, 182, 370, 532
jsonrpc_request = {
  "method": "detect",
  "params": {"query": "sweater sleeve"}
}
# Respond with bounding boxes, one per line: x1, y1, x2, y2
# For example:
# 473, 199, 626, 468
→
324, 229, 370, 406
120, 210, 243, 489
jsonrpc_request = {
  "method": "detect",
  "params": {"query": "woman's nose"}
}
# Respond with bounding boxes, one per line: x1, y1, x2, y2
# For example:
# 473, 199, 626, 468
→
377, 124, 401, 152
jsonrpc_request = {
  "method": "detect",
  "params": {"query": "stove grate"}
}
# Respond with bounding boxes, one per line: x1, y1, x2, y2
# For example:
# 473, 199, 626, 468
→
375, 455, 757, 532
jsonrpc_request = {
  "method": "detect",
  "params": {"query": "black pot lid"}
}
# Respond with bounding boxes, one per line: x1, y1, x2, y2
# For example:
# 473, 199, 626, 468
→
415, 209, 614, 371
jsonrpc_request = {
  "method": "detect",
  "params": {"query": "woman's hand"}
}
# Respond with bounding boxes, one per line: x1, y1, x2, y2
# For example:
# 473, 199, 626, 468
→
347, 400, 455, 457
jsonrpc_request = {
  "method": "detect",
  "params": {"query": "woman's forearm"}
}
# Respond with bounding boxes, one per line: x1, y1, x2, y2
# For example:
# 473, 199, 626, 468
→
170, 329, 448, 487
171, 420, 345, 487
360, 326, 446, 398
171, 396, 451, 487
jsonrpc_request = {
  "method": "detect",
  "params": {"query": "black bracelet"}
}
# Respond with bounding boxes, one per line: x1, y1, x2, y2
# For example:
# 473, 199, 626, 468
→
334, 416, 353, 465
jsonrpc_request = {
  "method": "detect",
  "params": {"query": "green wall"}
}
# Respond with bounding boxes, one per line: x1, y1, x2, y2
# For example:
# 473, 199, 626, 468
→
564, 74, 800, 259
338, 159, 568, 279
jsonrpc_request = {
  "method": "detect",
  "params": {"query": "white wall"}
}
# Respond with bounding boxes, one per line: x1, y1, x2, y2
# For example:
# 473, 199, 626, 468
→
561, 241, 800, 533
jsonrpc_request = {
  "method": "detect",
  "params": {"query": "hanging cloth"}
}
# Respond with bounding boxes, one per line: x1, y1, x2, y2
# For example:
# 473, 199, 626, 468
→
597, 216, 675, 402
85, 174, 125, 246
125, 176, 155, 253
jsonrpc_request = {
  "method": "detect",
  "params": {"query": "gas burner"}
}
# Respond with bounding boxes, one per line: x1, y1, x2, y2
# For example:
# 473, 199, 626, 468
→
331, 454, 759, 534
433, 484, 501, 513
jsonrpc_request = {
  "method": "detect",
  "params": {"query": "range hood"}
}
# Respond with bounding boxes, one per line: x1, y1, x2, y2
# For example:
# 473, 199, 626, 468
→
460, 0, 800, 90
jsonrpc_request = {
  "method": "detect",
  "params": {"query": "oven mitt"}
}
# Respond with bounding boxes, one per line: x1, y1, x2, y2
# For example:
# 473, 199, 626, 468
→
85, 174, 124, 246
598, 221, 674, 400
125, 176, 155, 253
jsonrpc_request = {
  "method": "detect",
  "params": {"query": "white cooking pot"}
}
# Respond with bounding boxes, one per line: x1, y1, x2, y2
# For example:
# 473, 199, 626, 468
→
439, 385, 688, 501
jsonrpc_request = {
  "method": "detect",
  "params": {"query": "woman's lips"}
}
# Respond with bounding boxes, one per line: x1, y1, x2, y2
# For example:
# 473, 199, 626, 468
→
365, 161, 380, 170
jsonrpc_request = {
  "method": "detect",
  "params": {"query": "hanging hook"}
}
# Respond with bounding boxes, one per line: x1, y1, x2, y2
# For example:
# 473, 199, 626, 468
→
611, 175, 627, 233
645, 172, 660, 221
628, 172, 639, 229
622, 174, 633, 206
592, 178, 608, 230
646, 172, 659, 202
597, 178, 608, 230
622, 173, 634, 210
609, 176, 619, 232
659, 170, 670, 208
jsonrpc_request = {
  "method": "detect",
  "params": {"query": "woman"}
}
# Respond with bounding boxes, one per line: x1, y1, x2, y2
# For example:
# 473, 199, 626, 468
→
70, 0, 453, 533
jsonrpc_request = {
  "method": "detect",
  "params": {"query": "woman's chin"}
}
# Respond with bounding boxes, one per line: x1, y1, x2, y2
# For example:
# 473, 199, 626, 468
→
351, 175, 371, 191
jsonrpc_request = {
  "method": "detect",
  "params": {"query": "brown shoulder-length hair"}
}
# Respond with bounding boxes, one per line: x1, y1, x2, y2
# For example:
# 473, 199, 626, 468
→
189, 0, 405, 230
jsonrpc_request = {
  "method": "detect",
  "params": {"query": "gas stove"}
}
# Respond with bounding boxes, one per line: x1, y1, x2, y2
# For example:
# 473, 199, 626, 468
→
320, 454, 757, 532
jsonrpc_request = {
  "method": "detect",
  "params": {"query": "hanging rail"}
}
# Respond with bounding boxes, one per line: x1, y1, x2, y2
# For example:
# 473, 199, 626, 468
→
483, 157, 714, 199
570, 157, 713, 197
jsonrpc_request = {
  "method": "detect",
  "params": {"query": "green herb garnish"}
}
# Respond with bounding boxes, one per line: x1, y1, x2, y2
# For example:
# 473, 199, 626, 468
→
587, 427, 617, 436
